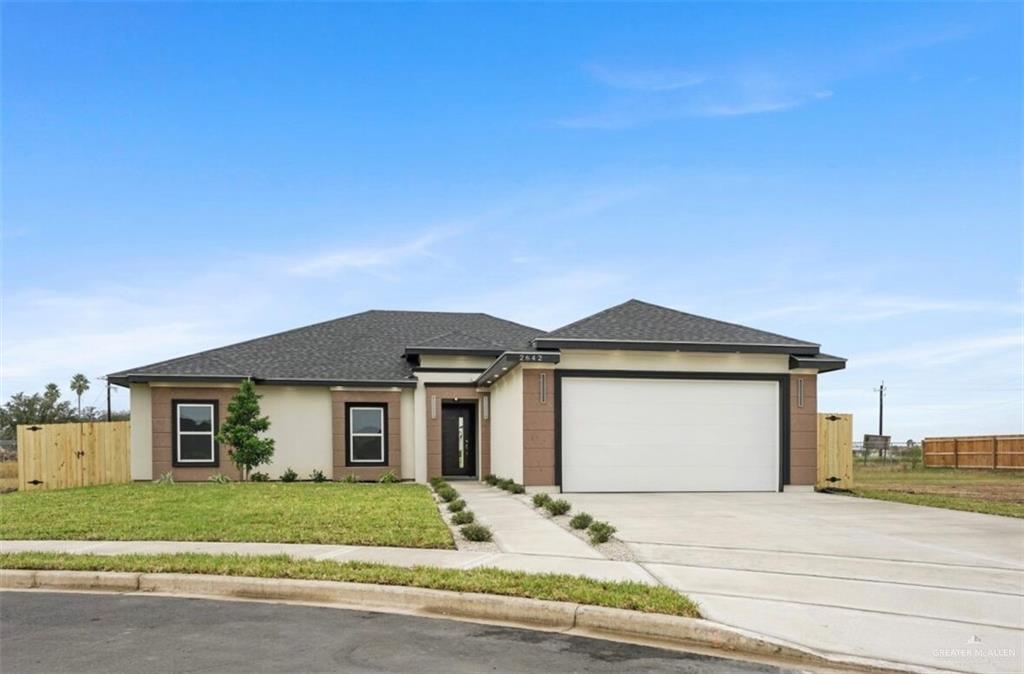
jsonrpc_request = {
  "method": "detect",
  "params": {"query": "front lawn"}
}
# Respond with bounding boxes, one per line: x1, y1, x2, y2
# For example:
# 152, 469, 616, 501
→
851, 464, 1024, 518
0, 483, 454, 548
0, 552, 701, 618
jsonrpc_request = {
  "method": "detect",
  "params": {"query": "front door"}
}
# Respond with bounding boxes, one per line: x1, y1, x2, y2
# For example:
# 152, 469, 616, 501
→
441, 404, 476, 477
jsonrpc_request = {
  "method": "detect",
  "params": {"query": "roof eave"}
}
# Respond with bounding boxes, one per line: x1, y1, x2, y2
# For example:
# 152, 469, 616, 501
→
789, 354, 847, 374
403, 347, 506, 358
532, 338, 819, 356
476, 351, 561, 387
109, 374, 417, 389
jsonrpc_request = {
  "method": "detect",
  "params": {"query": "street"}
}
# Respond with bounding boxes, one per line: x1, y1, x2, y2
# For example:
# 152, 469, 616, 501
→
0, 591, 797, 673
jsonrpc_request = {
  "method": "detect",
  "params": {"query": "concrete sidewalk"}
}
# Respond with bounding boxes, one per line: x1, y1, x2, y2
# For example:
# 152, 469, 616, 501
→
455, 482, 602, 559
0, 539, 659, 585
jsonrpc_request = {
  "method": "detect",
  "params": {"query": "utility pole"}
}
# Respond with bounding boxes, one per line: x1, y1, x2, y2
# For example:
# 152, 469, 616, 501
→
873, 380, 886, 459
106, 379, 112, 422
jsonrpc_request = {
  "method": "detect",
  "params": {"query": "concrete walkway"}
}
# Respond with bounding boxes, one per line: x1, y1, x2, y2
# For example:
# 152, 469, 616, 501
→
455, 482, 602, 559
0, 539, 657, 585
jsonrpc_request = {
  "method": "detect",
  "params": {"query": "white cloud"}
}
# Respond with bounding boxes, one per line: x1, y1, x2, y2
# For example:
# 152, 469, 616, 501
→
287, 228, 457, 277
852, 332, 1023, 368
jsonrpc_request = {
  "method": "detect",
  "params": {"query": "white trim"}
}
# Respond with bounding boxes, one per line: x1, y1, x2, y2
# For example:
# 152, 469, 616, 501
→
175, 403, 215, 463
349, 406, 385, 463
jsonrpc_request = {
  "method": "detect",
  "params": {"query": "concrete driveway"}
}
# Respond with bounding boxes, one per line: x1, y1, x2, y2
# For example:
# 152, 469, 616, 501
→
564, 491, 1024, 674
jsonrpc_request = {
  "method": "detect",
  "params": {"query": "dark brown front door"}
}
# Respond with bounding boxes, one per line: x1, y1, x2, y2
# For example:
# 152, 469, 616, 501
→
441, 404, 476, 477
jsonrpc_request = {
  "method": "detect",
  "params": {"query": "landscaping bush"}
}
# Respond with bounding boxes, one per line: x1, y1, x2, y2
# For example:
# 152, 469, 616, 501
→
447, 499, 466, 513
310, 469, 328, 483
429, 476, 447, 488
460, 523, 493, 542
451, 510, 474, 525
207, 473, 231, 484
436, 486, 458, 502
569, 512, 593, 530
280, 468, 298, 483
497, 478, 514, 491
483, 474, 498, 486
509, 483, 526, 494
341, 474, 360, 484
154, 472, 175, 485
545, 499, 571, 516
532, 493, 553, 508
587, 521, 616, 544
378, 471, 399, 484
250, 472, 270, 482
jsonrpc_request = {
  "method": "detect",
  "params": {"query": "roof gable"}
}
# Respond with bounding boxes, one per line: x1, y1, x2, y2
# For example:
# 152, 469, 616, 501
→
535, 299, 819, 354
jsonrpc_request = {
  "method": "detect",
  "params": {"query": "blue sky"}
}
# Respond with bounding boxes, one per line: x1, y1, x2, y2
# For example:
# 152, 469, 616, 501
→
2, 2, 1021, 440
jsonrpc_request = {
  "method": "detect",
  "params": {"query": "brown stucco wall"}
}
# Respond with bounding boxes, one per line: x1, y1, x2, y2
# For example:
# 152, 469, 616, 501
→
522, 369, 556, 486
789, 374, 818, 485
151, 386, 240, 481
331, 390, 402, 481
424, 385, 490, 479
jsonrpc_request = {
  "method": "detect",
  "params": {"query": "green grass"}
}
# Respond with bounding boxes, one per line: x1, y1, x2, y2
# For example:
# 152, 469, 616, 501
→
851, 489, 1024, 518
0, 483, 454, 548
0, 551, 701, 618
850, 464, 1024, 518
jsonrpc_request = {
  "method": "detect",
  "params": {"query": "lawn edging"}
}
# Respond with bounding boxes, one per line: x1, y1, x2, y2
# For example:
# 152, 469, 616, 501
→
0, 567, 906, 673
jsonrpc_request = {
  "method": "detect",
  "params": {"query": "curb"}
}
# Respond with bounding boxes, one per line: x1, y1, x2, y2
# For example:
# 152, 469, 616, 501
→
1, 570, 934, 673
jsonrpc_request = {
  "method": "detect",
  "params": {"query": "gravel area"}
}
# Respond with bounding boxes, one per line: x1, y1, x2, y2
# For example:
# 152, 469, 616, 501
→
431, 488, 500, 554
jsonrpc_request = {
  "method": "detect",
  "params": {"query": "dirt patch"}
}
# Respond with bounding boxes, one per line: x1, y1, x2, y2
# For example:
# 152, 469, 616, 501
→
864, 482, 1024, 504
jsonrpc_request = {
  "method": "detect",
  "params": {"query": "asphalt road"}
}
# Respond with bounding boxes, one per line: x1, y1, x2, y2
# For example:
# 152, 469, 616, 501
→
0, 591, 799, 673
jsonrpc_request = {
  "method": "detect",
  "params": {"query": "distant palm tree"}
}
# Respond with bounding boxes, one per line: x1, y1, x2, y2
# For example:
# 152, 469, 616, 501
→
69, 374, 90, 420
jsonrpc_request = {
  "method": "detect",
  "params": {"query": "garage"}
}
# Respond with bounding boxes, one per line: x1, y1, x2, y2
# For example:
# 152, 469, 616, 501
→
559, 376, 781, 492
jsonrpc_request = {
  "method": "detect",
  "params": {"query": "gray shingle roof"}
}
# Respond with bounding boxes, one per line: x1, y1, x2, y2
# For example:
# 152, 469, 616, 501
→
535, 299, 819, 352
109, 310, 543, 385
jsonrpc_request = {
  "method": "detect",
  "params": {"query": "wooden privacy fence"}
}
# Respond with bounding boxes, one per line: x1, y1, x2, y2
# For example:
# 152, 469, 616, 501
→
17, 421, 131, 491
923, 435, 1024, 470
817, 412, 853, 489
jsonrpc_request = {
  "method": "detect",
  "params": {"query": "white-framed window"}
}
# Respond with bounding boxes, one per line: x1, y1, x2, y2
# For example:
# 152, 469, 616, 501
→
348, 404, 386, 465
174, 401, 217, 465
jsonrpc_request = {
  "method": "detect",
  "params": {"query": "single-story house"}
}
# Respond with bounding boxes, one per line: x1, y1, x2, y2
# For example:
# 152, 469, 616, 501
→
109, 299, 845, 492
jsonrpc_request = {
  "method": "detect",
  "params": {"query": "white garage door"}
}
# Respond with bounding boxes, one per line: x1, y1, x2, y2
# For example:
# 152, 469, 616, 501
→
561, 377, 779, 492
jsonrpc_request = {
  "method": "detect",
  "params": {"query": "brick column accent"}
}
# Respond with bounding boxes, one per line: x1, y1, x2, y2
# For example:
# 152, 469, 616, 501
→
522, 368, 555, 486
789, 374, 818, 485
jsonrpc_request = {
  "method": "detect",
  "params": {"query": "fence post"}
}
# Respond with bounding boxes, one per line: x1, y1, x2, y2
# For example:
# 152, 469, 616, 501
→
953, 438, 959, 468
992, 436, 999, 469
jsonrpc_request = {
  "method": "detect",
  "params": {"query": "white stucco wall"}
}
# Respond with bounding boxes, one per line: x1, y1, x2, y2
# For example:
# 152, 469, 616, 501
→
417, 354, 496, 369
259, 386, 333, 478
129, 383, 153, 481
488, 367, 523, 482
557, 350, 791, 373
400, 388, 415, 480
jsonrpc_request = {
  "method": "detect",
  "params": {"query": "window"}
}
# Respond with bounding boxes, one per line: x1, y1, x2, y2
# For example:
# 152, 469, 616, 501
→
347, 404, 387, 465
173, 400, 218, 466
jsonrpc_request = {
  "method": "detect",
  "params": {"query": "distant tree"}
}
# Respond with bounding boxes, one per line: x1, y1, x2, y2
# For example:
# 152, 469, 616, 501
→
216, 379, 275, 481
0, 384, 76, 442
69, 374, 90, 420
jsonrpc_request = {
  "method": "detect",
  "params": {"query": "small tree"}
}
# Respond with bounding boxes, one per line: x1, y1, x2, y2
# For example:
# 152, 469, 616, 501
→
216, 379, 275, 480
69, 374, 90, 420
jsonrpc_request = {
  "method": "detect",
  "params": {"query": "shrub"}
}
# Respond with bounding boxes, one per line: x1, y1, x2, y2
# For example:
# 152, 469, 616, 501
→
497, 478, 514, 491
451, 510, 475, 525
280, 468, 298, 483
378, 471, 399, 484
217, 378, 275, 481
436, 486, 458, 502
545, 499, 571, 516
207, 473, 231, 484
447, 499, 467, 513
429, 476, 447, 488
569, 512, 594, 530
154, 472, 175, 485
532, 493, 553, 508
483, 474, 499, 486
460, 523, 493, 542
249, 471, 270, 482
310, 469, 328, 483
588, 521, 617, 544
341, 474, 360, 484
509, 483, 526, 494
